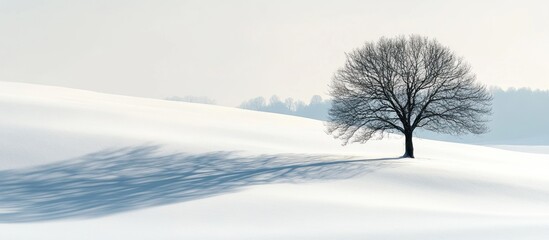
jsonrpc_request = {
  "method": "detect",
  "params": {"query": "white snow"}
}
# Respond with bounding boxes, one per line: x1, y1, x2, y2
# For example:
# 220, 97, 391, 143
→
489, 145, 549, 155
1, 81, 548, 239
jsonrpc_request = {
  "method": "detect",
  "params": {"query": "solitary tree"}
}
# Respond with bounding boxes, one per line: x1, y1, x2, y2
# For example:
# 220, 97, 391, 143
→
327, 35, 491, 158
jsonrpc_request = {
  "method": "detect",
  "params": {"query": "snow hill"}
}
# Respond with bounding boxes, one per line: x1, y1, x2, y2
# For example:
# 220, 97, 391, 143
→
1, 81, 548, 240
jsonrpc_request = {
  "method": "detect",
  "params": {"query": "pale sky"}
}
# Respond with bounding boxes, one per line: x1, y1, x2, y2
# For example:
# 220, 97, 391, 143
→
1, 0, 548, 106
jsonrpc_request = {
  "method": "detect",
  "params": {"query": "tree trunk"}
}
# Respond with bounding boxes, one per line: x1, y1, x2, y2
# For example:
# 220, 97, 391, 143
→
404, 131, 414, 158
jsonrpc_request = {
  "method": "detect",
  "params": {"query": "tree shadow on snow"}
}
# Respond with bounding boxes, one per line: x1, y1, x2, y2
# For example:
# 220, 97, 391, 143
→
0, 146, 399, 222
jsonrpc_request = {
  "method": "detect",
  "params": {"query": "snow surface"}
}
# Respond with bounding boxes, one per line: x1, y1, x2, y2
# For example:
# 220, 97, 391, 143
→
490, 145, 549, 155
1, 81, 549, 239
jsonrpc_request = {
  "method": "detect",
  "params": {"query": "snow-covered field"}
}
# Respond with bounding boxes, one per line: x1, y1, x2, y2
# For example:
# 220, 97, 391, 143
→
1, 81, 548, 239
490, 145, 549, 155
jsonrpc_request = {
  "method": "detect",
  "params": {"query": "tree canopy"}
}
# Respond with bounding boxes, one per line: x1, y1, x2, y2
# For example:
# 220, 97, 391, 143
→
327, 35, 492, 158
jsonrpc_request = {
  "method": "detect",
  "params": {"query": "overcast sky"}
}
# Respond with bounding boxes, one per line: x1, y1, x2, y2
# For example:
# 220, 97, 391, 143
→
1, 0, 548, 106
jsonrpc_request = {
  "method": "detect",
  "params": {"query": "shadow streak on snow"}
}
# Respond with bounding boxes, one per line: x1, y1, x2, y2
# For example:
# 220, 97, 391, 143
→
0, 146, 399, 222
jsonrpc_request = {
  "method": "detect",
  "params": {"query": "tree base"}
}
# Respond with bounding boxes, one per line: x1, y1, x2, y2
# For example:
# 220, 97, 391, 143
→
402, 153, 415, 158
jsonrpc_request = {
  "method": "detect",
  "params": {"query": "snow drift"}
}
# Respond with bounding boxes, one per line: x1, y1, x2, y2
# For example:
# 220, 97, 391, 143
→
0, 81, 548, 239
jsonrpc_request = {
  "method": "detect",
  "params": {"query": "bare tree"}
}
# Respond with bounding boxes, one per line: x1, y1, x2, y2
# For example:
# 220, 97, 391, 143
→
327, 35, 491, 158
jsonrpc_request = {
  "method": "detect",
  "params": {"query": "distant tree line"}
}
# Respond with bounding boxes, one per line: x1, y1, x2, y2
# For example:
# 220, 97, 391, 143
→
239, 95, 331, 120
240, 88, 549, 145
166, 96, 216, 105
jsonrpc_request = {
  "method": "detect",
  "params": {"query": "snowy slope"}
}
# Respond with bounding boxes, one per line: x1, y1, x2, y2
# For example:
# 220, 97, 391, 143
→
1, 81, 549, 239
